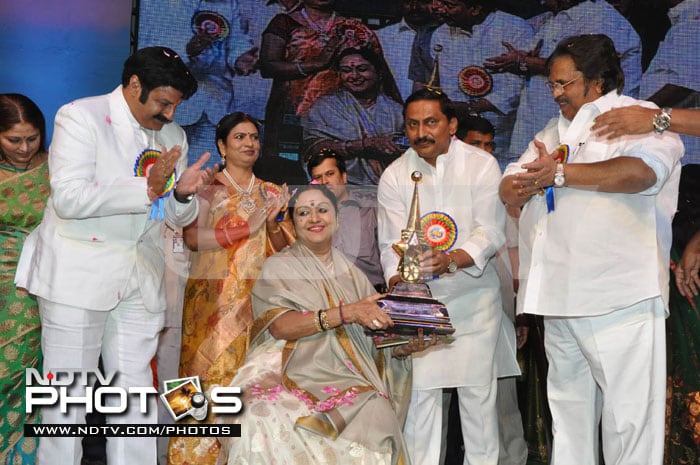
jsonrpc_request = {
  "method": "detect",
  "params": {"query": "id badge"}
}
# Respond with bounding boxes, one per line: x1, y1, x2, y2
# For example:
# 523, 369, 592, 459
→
172, 232, 185, 253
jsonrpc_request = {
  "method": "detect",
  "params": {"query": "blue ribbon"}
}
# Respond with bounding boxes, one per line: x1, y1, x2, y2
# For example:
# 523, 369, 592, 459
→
149, 197, 166, 220
545, 187, 555, 213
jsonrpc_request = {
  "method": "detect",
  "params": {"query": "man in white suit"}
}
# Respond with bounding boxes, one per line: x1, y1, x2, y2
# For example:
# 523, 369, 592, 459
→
16, 46, 217, 465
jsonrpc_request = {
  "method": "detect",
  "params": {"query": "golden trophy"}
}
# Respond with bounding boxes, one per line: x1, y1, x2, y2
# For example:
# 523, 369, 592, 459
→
369, 171, 455, 348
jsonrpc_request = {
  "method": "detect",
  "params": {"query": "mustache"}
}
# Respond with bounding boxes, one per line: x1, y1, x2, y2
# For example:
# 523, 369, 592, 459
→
413, 136, 435, 145
555, 96, 569, 106
154, 114, 172, 123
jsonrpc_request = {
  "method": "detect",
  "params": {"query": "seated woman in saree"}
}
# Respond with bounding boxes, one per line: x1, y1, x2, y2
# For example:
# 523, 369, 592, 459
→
302, 46, 405, 185
219, 184, 436, 465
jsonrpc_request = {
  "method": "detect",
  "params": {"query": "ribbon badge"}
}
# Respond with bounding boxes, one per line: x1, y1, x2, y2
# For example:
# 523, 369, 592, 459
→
420, 211, 458, 251
134, 148, 176, 220
545, 144, 569, 213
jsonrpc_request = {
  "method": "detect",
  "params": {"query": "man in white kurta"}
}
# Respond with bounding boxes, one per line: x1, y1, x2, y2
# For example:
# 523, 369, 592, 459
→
378, 88, 517, 465
501, 34, 683, 465
375, 0, 437, 101
15, 47, 215, 465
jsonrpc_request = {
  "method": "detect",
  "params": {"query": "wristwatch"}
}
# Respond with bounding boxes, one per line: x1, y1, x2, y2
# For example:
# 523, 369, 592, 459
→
553, 162, 565, 188
446, 252, 458, 273
652, 107, 672, 134
173, 185, 195, 203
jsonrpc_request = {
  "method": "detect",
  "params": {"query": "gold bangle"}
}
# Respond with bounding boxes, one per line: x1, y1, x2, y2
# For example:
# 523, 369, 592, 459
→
319, 309, 331, 331
313, 311, 323, 333
268, 225, 281, 234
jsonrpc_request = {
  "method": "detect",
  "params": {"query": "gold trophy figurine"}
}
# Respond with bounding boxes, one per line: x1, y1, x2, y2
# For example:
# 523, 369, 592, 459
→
369, 171, 455, 348
393, 171, 427, 283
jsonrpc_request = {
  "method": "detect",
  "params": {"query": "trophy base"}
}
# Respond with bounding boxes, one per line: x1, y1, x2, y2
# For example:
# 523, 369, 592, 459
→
368, 281, 455, 348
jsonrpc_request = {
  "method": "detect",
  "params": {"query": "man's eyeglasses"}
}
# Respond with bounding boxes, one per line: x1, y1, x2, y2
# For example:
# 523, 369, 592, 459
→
545, 76, 582, 93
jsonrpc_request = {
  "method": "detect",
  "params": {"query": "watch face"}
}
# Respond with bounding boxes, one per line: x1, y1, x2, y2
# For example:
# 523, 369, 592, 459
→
653, 111, 671, 132
448, 260, 458, 273
554, 173, 565, 187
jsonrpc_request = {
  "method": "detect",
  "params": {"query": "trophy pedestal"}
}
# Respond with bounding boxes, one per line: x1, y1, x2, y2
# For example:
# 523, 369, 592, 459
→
367, 281, 455, 348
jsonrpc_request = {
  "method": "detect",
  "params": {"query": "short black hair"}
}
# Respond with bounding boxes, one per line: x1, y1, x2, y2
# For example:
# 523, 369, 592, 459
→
403, 87, 457, 121
121, 46, 198, 103
546, 34, 624, 95
306, 148, 347, 178
288, 184, 339, 221
0, 93, 46, 154
456, 113, 494, 140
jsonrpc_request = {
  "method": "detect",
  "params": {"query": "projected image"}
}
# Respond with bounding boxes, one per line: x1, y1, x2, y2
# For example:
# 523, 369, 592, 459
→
138, 0, 699, 178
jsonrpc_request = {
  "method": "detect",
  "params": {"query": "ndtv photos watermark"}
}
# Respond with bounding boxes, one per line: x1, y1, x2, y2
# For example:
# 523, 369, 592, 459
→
24, 369, 242, 437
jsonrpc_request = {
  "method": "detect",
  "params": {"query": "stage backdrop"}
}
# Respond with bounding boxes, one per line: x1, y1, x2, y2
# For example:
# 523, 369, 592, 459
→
130, 0, 697, 179
0, 0, 131, 143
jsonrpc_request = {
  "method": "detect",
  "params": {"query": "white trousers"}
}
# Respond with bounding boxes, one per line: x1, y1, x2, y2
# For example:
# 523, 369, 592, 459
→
405, 380, 499, 465
544, 298, 666, 465
496, 377, 527, 465
36, 275, 164, 465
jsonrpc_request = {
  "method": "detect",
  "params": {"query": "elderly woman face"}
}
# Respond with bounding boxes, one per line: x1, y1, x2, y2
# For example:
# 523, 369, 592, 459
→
0, 121, 41, 167
338, 53, 380, 97
292, 188, 338, 252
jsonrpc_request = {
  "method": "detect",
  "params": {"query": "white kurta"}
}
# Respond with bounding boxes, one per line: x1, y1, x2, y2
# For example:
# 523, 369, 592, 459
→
378, 139, 517, 389
376, 19, 419, 101
504, 91, 684, 318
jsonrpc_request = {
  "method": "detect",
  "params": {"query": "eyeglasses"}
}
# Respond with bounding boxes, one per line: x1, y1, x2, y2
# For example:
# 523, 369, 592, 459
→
545, 76, 582, 93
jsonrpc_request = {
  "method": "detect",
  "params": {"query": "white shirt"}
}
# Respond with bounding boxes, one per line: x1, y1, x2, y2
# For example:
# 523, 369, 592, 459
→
640, 0, 700, 165
430, 11, 533, 168
378, 140, 517, 387
504, 91, 683, 318
376, 19, 420, 101
509, 0, 642, 160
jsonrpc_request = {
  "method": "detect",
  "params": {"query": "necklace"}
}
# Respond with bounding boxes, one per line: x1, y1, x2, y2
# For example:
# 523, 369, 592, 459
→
300, 8, 336, 44
222, 169, 257, 212
319, 252, 335, 274
0, 161, 29, 173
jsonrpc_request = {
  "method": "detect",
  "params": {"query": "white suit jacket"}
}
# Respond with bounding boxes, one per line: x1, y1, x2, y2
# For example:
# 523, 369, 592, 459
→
16, 86, 198, 313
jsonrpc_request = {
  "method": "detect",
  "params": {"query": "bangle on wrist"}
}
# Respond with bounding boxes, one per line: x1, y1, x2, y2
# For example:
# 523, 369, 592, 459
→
268, 224, 281, 234
319, 309, 331, 331
338, 300, 347, 325
313, 311, 323, 333
215, 222, 251, 248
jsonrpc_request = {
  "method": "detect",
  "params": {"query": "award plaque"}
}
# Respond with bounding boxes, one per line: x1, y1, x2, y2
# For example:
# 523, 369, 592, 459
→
368, 171, 455, 348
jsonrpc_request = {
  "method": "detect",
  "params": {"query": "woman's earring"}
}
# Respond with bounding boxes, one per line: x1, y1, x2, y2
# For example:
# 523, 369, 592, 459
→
221, 153, 226, 168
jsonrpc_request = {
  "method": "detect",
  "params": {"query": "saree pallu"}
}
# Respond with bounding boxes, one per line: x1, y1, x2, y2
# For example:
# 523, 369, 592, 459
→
214, 243, 412, 465
0, 163, 49, 465
168, 179, 290, 465
664, 249, 700, 465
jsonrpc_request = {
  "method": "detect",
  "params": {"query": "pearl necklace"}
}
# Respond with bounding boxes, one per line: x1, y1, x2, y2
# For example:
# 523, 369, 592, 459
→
300, 8, 336, 44
222, 169, 256, 212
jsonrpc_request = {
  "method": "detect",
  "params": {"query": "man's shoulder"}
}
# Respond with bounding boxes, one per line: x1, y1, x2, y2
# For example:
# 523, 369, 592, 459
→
57, 90, 112, 116
346, 186, 378, 206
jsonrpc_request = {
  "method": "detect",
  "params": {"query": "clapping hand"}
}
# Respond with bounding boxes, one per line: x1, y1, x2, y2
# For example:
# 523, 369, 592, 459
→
173, 152, 218, 198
